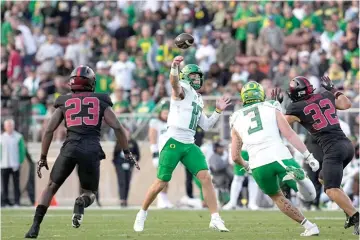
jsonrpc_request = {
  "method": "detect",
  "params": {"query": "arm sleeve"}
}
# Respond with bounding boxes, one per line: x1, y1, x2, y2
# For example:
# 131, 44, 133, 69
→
198, 111, 221, 131
18, 135, 26, 164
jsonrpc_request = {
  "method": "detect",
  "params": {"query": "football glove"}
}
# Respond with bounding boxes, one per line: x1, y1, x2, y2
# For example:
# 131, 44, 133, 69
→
304, 153, 320, 172
271, 88, 284, 104
321, 76, 336, 93
37, 154, 49, 178
124, 150, 140, 170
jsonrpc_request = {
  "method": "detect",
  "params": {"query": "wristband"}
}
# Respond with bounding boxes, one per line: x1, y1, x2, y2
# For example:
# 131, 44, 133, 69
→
302, 150, 310, 159
334, 91, 344, 99
123, 149, 130, 155
152, 152, 159, 158
41, 154, 47, 160
215, 108, 222, 114
170, 67, 178, 76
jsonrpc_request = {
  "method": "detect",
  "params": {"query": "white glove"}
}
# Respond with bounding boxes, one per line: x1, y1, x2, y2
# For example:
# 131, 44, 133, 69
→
243, 161, 252, 173
305, 153, 320, 172
152, 157, 159, 168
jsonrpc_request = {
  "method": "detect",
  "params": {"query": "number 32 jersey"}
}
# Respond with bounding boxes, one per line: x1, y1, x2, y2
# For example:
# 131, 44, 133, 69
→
230, 100, 293, 168
285, 91, 347, 151
54, 92, 113, 139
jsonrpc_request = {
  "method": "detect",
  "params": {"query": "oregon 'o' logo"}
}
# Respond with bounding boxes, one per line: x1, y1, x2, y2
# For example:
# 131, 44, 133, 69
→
170, 144, 176, 149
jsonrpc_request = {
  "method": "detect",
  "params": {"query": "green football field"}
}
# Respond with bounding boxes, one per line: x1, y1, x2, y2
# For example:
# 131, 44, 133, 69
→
1, 209, 358, 240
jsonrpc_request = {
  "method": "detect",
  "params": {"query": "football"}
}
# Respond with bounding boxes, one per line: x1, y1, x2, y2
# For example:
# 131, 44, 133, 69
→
174, 33, 194, 49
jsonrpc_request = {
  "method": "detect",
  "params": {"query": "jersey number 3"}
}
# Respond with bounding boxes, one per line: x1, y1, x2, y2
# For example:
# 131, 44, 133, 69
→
65, 97, 100, 127
303, 99, 339, 130
244, 106, 263, 134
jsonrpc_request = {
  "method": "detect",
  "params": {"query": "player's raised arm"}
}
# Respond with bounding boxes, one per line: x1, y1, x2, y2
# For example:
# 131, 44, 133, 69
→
38, 108, 64, 178
275, 110, 319, 171
321, 76, 352, 110
170, 56, 185, 100
198, 96, 231, 130
230, 128, 249, 170
104, 107, 140, 170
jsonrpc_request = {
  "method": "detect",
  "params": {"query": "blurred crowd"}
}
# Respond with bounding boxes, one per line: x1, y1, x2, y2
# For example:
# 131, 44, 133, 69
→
1, 0, 359, 142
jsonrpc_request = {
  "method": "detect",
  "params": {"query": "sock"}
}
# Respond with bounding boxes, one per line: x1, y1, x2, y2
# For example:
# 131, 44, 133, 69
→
296, 178, 316, 202
248, 176, 259, 207
228, 175, 244, 206
301, 218, 315, 230
140, 209, 147, 215
33, 205, 48, 225
211, 213, 220, 219
82, 196, 91, 208
353, 196, 359, 208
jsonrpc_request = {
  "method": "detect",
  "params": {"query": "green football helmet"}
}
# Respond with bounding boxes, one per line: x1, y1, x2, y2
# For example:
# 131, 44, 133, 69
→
241, 81, 265, 106
180, 64, 204, 90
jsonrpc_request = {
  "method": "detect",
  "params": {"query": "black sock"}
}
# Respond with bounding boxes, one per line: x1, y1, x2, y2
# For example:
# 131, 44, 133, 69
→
82, 196, 91, 208
33, 205, 48, 225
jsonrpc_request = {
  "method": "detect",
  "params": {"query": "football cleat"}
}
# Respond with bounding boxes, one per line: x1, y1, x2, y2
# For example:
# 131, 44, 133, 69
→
72, 197, 85, 228
134, 211, 147, 232
300, 224, 320, 237
283, 166, 305, 181
24, 224, 40, 238
209, 216, 229, 232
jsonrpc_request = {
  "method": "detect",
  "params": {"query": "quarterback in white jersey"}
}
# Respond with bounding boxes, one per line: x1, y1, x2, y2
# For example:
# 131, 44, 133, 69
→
134, 56, 231, 232
148, 102, 173, 209
231, 81, 320, 237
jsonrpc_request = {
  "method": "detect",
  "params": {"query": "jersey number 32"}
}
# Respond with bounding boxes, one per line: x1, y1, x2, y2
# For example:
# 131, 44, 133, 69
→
65, 97, 100, 127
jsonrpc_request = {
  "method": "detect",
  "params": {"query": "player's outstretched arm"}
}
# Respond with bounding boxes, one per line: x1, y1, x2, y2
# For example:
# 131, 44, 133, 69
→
198, 96, 231, 130
104, 107, 140, 169
230, 129, 249, 170
37, 108, 64, 178
321, 76, 351, 110
170, 56, 185, 100
276, 110, 319, 171
41, 108, 64, 159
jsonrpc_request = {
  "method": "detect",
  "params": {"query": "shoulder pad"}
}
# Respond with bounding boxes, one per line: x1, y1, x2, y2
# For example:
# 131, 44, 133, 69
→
98, 93, 113, 107
229, 110, 242, 128
54, 95, 65, 109
180, 81, 192, 92
265, 100, 282, 112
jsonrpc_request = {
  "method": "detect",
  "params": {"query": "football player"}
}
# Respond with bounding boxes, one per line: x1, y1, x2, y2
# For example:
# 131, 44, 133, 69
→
134, 56, 231, 232
231, 81, 320, 236
148, 101, 173, 208
25, 66, 138, 238
273, 76, 359, 235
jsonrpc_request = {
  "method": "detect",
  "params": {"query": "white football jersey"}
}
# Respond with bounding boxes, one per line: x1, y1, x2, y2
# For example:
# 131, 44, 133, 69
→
149, 118, 167, 144
166, 81, 204, 144
230, 100, 293, 169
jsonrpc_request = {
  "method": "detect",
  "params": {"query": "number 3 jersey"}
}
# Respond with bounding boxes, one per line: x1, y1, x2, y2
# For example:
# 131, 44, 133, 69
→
54, 92, 113, 140
230, 100, 293, 169
164, 81, 204, 145
285, 91, 347, 151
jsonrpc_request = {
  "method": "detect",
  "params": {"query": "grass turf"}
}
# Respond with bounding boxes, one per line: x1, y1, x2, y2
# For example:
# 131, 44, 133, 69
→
1, 209, 358, 240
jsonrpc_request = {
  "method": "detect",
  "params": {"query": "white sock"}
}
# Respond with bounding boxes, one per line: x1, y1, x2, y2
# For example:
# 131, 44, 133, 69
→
301, 218, 315, 230
248, 176, 259, 207
228, 175, 244, 206
296, 178, 316, 202
139, 209, 147, 215
353, 196, 359, 207
211, 213, 220, 219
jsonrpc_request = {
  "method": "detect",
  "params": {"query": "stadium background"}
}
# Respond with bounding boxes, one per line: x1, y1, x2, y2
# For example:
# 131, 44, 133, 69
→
1, 0, 359, 206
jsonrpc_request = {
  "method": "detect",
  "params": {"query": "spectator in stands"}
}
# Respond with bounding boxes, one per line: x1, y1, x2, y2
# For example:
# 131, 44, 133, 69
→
135, 89, 156, 114
112, 14, 135, 51
35, 32, 63, 74
247, 60, 268, 83
320, 20, 344, 53
112, 87, 130, 115
110, 51, 136, 92
196, 36, 216, 74
147, 29, 165, 74
216, 29, 238, 72
257, 15, 284, 56
6, 43, 22, 83
1, 119, 25, 207
23, 66, 39, 97
113, 127, 140, 207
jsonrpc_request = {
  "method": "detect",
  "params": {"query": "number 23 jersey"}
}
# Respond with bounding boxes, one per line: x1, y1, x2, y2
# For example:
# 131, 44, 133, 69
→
285, 91, 346, 151
54, 92, 113, 139
230, 101, 293, 169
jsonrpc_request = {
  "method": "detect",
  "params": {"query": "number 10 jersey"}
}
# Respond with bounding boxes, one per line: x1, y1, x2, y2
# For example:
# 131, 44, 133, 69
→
164, 81, 204, 145
54, 92, 113, 140
230, 100, 293, 169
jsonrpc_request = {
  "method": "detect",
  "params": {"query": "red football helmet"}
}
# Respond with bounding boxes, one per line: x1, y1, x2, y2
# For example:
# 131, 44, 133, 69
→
69, 65, 96, 92
287, 76, 314, 102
